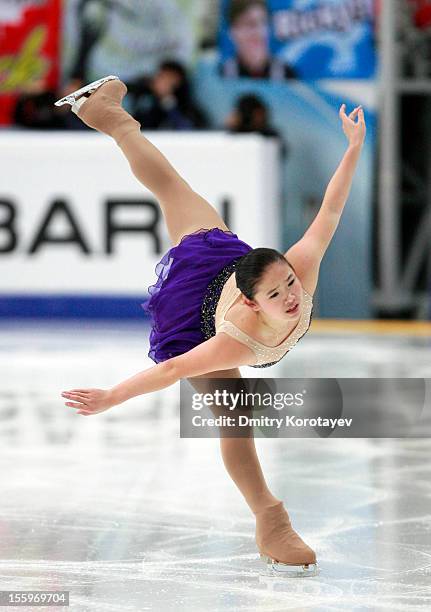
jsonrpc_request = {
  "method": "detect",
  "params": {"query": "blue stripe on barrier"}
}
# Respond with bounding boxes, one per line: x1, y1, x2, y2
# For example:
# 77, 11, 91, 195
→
0, 296, 151, 319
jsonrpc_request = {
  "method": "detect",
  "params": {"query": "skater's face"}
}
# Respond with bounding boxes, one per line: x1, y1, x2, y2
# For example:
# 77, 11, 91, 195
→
247, 260, 302, 320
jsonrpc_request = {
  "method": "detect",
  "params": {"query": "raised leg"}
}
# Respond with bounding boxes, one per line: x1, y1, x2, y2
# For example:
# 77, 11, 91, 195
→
118, 131, 230, 247
71, 79, 230, 246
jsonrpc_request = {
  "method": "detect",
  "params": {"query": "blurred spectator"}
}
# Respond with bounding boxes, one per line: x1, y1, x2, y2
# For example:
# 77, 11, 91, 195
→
13, 80, 64, 130
221, 0, 297, 80
125, 60, 208, 130
226, 93, 287, 156
13, 79, 92, 130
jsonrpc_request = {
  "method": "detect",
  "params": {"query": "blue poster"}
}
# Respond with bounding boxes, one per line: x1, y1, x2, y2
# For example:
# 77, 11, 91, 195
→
219, 0, 376, 80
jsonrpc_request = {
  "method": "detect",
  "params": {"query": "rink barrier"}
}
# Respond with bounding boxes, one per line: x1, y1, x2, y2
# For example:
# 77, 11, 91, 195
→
0, 295, 151, 319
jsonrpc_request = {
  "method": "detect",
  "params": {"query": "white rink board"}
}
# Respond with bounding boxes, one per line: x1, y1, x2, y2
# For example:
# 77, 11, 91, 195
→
0, 132, 280, 294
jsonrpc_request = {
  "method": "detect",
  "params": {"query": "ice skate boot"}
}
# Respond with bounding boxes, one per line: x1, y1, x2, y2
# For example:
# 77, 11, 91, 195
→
54, 75, 140, 145
255, 501, 319, 577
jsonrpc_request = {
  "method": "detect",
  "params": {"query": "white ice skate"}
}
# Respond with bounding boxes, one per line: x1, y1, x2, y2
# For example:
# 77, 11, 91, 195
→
260, 553, 319, 577
54, 75, 120, 115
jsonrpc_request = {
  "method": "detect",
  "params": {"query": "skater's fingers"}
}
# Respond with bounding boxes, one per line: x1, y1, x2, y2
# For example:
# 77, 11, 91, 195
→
65, 401, 85, 408
62, 392, 88, 402
339, 104, 355, 126
349, 106, 361, 119
339, 103, 347, 118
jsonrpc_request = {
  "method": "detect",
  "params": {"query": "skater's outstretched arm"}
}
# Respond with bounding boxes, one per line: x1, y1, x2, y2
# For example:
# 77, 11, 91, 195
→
61, 334, 255, 415
284, 104, 366, 295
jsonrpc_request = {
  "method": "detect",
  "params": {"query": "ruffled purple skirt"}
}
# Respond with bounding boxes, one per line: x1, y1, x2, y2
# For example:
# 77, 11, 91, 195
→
142, 227, 253, 363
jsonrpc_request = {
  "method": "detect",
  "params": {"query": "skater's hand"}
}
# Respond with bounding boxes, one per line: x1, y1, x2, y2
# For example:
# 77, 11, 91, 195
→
339, 104, 366, 147
61, 388, 116, 415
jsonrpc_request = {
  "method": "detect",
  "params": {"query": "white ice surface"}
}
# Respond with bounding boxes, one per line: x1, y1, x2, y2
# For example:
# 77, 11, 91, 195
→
0, 321, 430, 611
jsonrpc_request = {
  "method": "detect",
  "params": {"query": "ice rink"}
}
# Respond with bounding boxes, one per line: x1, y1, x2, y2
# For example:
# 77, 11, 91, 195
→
0, 321, 430, 611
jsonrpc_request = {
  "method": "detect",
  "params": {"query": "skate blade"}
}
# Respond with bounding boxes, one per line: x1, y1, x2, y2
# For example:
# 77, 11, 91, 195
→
54, 75, 119, 107
259, 553, 319, 577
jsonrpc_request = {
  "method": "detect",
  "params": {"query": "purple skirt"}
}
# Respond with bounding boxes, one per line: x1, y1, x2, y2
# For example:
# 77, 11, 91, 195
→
142, 227, 253, 363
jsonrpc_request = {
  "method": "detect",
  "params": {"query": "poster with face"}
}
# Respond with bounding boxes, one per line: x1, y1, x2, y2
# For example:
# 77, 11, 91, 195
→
0, 0, 61, 125
219, 0, 376, 80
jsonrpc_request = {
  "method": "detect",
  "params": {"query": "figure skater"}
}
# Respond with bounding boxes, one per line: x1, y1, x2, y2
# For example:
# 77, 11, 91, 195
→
56, 76, 366, 576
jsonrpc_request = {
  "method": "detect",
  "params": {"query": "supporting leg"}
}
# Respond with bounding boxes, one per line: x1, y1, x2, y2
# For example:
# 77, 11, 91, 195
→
187, 370, 281, 514
187, 370, 318, 574
219, 437, 282, 514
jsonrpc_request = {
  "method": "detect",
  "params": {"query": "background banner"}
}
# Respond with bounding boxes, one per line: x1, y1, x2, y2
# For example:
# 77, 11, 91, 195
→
219, 0, 376, 80
0, 132, 280, 316
0, 0, 61, 125
62, 0, 203, 84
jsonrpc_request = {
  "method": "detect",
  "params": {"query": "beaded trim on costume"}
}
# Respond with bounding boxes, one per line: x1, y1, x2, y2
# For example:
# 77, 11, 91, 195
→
200, 257, 243, 342
250, 308, 314, 368
200, 258, 313, 369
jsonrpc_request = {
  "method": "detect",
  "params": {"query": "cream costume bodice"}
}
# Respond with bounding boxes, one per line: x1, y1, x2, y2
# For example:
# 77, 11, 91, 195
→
214, 271, 314, 367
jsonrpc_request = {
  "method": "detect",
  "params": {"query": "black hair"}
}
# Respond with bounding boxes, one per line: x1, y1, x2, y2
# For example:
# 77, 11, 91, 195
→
228, 0, 268, 26
159, 60, 188, 82
235, 248, 295, 300
157, 60, 190, 109
235, 93, 268, 130
155, 59, 208, 128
